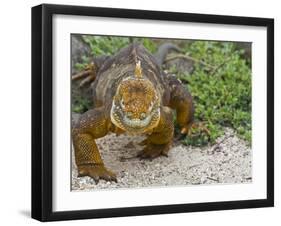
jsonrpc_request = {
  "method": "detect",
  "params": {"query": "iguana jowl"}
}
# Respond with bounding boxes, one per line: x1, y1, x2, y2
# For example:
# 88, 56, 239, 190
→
72, 43, 194, 183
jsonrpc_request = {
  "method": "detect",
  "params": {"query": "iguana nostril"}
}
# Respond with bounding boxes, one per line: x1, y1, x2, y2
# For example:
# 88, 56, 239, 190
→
140, 113, 146, 120
127, 112, 133, 118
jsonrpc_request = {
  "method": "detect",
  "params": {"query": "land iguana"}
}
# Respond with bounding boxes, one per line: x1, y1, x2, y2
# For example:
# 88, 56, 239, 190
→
72, 43, 194, 183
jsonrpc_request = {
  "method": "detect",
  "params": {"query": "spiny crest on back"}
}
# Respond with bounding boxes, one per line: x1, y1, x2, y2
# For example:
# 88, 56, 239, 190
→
134, 61, 142, 79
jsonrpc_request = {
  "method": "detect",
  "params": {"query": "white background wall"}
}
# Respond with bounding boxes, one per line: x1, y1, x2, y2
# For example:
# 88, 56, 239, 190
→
0, 0, 279, 225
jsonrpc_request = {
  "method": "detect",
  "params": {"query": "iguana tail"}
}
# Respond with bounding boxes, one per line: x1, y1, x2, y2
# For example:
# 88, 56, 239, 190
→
154, 43, 181, 65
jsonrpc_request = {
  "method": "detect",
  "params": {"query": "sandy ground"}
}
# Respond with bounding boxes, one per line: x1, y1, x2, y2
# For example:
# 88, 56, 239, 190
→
71, 122, 252, 191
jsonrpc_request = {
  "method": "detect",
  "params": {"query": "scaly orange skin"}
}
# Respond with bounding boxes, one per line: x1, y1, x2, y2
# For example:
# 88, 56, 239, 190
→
72, 43, 194, 183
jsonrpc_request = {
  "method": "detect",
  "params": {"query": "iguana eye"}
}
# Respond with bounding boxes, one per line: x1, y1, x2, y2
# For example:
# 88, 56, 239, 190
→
120, 99, 125, 108
148, 102, 153, 112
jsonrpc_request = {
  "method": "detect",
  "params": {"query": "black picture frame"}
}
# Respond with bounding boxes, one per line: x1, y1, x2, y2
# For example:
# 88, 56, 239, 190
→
31, 4, 274, 222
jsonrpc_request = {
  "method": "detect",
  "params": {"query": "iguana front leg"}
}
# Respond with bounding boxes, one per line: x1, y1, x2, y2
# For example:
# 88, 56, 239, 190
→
138, 106, 174, 158
72, 107, 117, 183
168, 75, 194, 134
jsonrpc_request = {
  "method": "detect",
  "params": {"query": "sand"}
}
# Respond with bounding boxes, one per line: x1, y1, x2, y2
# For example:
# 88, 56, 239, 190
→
71, 125, 251, 191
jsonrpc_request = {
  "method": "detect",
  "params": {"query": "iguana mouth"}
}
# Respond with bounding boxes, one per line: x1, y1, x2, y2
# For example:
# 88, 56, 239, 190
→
123, 114, 152, 128
110, 101, 160, 134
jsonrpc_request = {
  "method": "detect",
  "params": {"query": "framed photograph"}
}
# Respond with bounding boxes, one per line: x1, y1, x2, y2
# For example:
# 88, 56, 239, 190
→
32, 4, 274, 221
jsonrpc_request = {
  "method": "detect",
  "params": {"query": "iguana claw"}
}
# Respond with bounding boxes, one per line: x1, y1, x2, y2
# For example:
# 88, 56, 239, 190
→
137, 143, 170, 159
78, 164, 117, 184
72, 62, 97, 87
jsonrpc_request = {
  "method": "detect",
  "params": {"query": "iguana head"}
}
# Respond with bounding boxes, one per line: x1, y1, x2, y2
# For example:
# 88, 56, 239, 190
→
110, 61, 160, 134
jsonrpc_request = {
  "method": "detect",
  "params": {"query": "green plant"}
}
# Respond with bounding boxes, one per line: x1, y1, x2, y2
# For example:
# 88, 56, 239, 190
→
174, 41, 251, 146
72, 96, 92, 113
82, 36, 157, 56
74, 56, 91, 71
83, 36, 131, 56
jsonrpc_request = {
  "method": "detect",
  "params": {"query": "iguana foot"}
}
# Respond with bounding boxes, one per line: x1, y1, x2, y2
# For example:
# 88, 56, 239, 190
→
78, 164, 117, 183
138, 139, 148, 146
72, 62, 97, 87
137, 143, 170, 159
180, 122, 194, 135
184, 121, 211, 136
